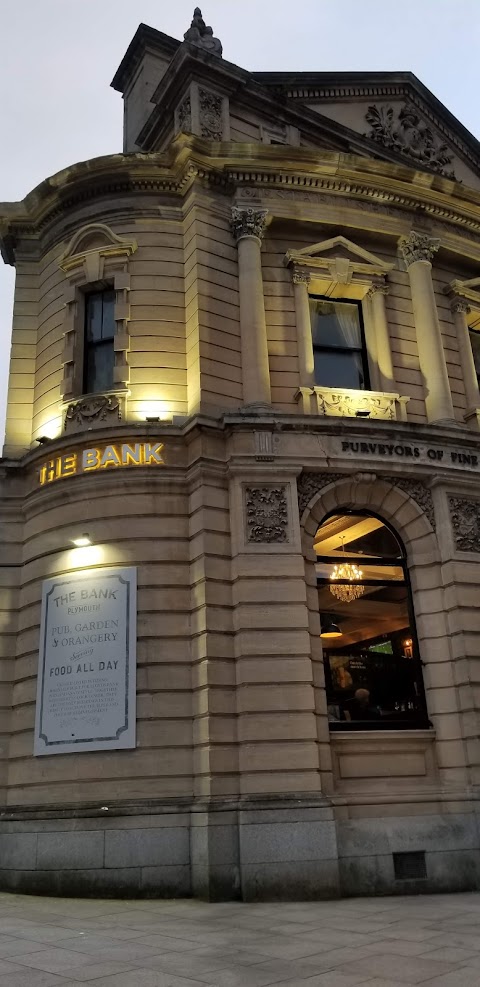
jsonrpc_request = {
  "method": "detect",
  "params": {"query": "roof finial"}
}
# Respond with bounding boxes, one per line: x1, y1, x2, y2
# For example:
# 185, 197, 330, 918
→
184, 8, 223, 57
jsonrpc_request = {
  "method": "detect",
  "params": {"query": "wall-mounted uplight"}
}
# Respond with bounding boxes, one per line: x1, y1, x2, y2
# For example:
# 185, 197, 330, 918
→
355, 410, 371, 418
145, 416, 161, 423
71, 534, 92, 548
36, 436, 50, 445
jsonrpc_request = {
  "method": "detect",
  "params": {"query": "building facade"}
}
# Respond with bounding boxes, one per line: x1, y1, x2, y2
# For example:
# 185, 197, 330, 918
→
1, 9, 480, 899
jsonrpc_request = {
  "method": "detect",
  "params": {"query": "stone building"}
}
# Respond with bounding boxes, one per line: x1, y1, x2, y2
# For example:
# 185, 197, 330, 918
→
1, 8, 480, 899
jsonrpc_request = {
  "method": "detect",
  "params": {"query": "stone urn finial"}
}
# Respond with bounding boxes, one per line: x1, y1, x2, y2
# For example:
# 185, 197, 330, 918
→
184, 7, 223, 56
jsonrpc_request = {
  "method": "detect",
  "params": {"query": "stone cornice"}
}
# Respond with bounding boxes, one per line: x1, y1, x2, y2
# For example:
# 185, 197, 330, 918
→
4, 139, 480, 264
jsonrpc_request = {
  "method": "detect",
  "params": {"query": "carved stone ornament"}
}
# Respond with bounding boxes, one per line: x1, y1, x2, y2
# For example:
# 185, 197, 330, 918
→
450, 298, 470, 316
184, 7, 223, 56
292, 268, 311, 286
312, 387, 399, 421
245, 486, 288, 543
449, 497, 480, 552
297, 473, 345, 517
177, 94, 192, 134
366, 281, 389, 299
64, 395, 121, 431
385, 477, 436, 532
231, 207, 268, 243
365, 103, 456, 179
398, 231, 441, 267
199, 88, 223, 140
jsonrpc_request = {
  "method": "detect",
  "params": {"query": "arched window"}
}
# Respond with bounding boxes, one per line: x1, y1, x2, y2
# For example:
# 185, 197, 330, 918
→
315, 511, 429, 731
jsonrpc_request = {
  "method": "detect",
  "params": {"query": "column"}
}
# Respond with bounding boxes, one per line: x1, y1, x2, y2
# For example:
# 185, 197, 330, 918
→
292, 267, 315, 388
366, 281, 396, 393
399, 231, 455, 425
450, 298, 480, 423
231, 206, 271, 407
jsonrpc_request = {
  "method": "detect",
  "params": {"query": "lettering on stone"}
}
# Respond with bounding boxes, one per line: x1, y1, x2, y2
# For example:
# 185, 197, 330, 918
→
245, 486, 288, 543
449, 497, 480, 552
34, 568, 137, 755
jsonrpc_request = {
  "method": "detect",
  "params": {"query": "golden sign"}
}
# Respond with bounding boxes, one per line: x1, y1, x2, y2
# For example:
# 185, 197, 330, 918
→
39, 442, 164, 485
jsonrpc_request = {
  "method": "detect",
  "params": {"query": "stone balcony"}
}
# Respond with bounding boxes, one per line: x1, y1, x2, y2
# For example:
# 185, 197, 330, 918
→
296, 386, 410, 421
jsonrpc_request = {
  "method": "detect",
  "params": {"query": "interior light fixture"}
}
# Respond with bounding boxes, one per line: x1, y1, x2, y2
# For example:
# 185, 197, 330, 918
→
71, 534, 92, 548
355, 409, 371, 418
320, 620, 342, 639
330, 536, 365, 604
36, 436, 50, 444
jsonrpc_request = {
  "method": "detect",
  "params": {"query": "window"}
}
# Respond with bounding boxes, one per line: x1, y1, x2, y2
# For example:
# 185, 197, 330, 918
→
469, 326, 480, 387
83, 289, 116, 394
310, 297, 369, 390
315, 511, 429, 730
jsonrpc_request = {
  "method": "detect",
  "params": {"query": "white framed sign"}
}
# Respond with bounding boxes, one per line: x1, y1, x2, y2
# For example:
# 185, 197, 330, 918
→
34, 567, 136, 756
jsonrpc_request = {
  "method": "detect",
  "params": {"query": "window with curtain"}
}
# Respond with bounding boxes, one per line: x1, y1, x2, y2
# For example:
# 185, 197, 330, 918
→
83, 289, 115, 394
469, 326, 480, 387
309, 297, 369, 390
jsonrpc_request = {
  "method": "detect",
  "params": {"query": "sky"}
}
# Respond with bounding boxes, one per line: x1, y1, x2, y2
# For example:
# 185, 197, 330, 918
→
1, 0, 480, 443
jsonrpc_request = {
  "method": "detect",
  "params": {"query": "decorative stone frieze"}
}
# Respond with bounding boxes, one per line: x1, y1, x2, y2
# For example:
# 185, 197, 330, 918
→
245, 486, 288, 543
296, 386, 409, 422
231, 207, 268, 243
385, 478, 436, 532
64, 394, 122, 434
449, 497, 480, 552
199, 88, 223, 140
297, 473, 345, 517
398, 231, 441, 267
365, 104, 455, 179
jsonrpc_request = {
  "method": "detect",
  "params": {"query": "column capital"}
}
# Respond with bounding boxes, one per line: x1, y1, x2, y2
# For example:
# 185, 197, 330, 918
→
450, 296, 471, 316
292, 267, 311, 286
366, 279, 389, 300
398, 231, 440, 266
231, 206, 268, 243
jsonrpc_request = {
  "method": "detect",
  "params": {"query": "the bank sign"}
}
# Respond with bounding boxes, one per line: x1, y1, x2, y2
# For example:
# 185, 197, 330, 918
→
38, 441, 164, 485
34, 567, 137, 755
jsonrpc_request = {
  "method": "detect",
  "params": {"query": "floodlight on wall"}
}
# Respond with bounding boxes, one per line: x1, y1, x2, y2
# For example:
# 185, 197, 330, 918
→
355, 409, 371, 418
36, 436, 50, 445
71, 534, 92, 547
145, 416, 161, 423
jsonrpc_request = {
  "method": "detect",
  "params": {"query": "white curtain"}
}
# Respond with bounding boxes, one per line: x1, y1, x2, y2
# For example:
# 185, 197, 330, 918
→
310, 300, 360, 348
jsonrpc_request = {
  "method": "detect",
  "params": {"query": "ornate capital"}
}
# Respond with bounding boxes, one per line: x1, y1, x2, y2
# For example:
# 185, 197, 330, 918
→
366, 280, 388, 300
245, 486, 288, 543
231, 207, 268, 243
292, 267, 311, 287
398, 231, 440, 267
450, 297, 471, 316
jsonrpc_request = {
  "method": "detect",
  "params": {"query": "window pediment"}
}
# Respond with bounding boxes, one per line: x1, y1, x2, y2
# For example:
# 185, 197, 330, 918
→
285, 235, 393, 290
60, 223, 137, 281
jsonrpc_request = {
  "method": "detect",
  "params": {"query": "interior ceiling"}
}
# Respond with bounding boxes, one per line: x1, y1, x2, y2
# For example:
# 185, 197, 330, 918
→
314, 515, 384, 557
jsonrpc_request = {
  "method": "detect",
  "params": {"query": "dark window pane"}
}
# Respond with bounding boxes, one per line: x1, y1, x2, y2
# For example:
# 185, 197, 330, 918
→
314, 349, 365, 389
310, 300, 362, 349
100, 290, 116, 339
84, 341, 114, 394
85, 292, 104, 342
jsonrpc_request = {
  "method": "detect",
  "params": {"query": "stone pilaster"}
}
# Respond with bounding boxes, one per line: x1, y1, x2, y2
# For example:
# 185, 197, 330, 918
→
366, 281, 396, 393
450, 298, 480, 426
399, 231, 455, 425
292, 268, 315, 389
231, 207, 271, 407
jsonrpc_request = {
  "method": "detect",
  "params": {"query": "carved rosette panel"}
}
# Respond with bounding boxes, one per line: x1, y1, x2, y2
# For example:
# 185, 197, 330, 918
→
297, 473, 345, 517
231, 207, 268, 242
385, 477, 436, 531
177, 94, 192, 134
245, 486, 288, 543
64, 395, 121, 434
398, 231, 441, 267
199, 88, 223, 140
449, 497, 480, 552
365, 104, 455, 179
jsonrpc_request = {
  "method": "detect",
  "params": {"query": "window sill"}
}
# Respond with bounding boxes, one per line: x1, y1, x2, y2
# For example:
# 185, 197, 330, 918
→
296, 386, 409, 421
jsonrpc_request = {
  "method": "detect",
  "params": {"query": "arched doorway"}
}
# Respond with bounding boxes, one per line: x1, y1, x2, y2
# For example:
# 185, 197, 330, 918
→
315, 510, 429, 730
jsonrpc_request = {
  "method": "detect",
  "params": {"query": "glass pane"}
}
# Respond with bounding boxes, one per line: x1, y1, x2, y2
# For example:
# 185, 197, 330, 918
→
101, 290, 116, 340
314, 513, 403, 560
469, 328, 480, 384
84, 341, 114, 394
85, 292, 104, 342
314, 349, 365, 389
310, 299, 362, 349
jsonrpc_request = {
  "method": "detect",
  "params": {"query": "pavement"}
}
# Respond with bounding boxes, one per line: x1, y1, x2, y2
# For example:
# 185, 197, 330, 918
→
0, 892, 479, 986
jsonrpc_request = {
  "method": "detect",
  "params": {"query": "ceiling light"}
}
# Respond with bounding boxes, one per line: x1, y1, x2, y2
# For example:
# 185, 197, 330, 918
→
71, 534, 91, 547
320, 621, 342, 639
330, 535, 365, 604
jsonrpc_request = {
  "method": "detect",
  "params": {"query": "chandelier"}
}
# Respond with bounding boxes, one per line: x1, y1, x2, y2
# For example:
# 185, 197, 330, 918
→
330, 537, 365, 604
